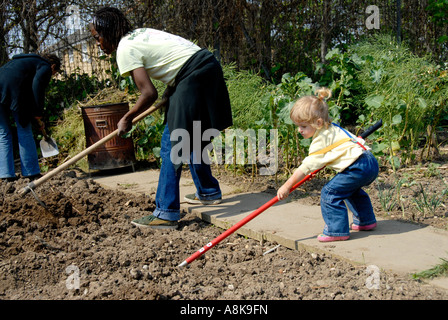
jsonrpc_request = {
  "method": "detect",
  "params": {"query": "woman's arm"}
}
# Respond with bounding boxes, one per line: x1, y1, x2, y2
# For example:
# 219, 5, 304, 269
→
117, 67, 158, 136
32, 64, 52, 116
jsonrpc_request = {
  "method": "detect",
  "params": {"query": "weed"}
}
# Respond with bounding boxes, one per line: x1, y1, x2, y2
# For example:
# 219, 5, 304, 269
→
376, 181, 397, 213
412, 258, 448, 280
413, 183, 444, 218
423, 163, 442, 178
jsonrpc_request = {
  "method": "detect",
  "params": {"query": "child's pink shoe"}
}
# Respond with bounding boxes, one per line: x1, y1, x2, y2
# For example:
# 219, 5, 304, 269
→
317, 234, 349, 242
351, 222, 377, 231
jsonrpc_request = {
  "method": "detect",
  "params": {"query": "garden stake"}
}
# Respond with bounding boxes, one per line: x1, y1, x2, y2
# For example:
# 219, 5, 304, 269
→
18, 99, 167, 198
178, 120, 382, 268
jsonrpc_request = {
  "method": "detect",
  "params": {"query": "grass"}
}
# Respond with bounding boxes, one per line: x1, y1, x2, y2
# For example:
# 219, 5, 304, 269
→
412, 258, 448, 280
117, 183, 138, 189
222, 63, 268, 129
51, 104, 88, 172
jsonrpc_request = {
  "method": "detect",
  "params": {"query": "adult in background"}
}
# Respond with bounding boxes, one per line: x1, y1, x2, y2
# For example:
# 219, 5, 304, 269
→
90, 7, 232, 229
0, 53, 61, 181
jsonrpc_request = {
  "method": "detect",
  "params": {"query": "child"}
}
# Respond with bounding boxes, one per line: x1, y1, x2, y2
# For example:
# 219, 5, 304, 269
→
277, 88, 379, 242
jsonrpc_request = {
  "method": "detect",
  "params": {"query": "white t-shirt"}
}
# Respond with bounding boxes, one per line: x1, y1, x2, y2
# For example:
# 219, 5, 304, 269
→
116, 28, 201, 86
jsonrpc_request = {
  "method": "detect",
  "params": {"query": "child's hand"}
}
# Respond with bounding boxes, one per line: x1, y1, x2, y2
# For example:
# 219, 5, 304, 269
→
277, 169, 304, 201
277, 185, 290, 201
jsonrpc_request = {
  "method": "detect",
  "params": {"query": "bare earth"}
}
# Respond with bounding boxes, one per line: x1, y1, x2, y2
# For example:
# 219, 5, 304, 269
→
1, 162, 448, 302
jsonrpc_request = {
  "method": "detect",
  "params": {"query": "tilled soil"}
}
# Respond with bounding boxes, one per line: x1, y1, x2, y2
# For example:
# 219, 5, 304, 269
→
1, 168, 447, 301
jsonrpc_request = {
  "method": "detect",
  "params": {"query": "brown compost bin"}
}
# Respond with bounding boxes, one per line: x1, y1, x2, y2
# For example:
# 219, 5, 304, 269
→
81, 102, 135, 171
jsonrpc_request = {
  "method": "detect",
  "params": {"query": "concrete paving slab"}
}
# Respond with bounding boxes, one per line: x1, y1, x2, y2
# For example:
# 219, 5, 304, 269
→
93, 168, 448, 290
185, 194, 448, 274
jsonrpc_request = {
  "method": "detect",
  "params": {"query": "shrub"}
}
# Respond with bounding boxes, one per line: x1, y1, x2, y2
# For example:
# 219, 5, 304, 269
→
351, 35, 448, 168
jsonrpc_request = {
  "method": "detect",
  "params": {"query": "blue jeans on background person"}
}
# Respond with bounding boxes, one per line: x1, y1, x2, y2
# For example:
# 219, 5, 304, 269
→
153, 125, 222, 221
0, 107, 40, 179
320, 151, 379, 237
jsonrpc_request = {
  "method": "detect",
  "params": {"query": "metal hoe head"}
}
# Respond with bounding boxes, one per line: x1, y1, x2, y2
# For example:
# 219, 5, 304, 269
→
40, 136, 59, 158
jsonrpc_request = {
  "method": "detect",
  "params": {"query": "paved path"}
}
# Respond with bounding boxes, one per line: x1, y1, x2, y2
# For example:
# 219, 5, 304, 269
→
92, 168, 448, 291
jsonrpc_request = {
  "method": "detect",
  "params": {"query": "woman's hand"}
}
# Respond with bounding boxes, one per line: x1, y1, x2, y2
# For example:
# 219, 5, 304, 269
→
116, 67, 158, 137
34, 117, 46, 135
117, 115, 133, 137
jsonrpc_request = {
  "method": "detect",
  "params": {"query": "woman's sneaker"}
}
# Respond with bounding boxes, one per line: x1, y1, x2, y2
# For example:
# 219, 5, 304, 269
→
184, 194, 222, 205
131, 214, 178, 230
351, 222, 377, 231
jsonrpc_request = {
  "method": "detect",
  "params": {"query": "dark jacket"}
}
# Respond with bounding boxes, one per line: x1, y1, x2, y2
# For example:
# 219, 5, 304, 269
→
166, 49, 233, 169
0, 53, 52, 126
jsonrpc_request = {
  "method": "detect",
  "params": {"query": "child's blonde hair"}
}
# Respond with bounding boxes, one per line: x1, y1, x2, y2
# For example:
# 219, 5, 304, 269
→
290, 88, 332, 129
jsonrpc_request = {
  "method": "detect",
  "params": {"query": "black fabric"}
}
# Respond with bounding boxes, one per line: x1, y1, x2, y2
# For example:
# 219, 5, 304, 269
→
0, 54, 52, 126
165, 49, 232, 169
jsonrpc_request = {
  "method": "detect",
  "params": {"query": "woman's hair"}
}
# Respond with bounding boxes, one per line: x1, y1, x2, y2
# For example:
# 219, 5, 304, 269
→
41, 53, 61, 72
290, 87, 332, 129
92, 7, 132, 49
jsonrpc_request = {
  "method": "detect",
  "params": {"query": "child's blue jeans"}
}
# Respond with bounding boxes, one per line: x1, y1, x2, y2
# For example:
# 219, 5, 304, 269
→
320, 151, 379, 237
153, 125, 221, 221
0, 108, 40, 178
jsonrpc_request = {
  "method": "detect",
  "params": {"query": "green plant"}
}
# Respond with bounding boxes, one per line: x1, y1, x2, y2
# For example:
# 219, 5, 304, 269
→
426, 0, 448, 44
260, 72, 318, 174
101, 53, 139, 94
223, 63, 268, 130
423, 163, 442, 178
376, 181, 397, 213
51, 104, 88, 171
318, 47, 365, 125
412, 258, 448, 280
124, 113, 164, 164
376, 176, 413, 217
412, 183, 444, 218
45, 72, 105, 125
352, 35, 448, 169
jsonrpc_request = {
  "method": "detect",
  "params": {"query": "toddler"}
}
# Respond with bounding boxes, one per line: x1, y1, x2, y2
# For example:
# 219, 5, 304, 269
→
277, 88, 379, 242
